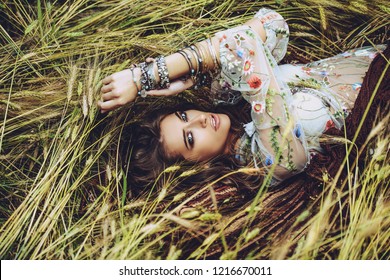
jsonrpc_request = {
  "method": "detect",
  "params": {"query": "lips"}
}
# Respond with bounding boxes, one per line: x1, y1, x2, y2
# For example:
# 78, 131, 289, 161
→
210, 114, 220, 131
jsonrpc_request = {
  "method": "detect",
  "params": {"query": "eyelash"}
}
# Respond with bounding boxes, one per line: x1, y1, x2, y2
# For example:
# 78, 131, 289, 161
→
180, 111, 194, 147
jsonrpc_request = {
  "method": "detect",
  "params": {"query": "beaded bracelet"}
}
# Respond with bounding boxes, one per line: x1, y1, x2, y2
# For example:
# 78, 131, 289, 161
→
138, 62, 150, 97
129, 65, 143, 97
156, 56, 170, 89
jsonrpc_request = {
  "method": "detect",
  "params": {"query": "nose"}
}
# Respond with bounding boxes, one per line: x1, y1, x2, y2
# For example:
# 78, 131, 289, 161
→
188, 113, 207, 129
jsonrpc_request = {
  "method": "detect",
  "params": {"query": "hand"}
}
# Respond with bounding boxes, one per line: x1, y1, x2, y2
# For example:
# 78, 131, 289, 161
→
98, 68, 138, 113
98, 68, 194, 114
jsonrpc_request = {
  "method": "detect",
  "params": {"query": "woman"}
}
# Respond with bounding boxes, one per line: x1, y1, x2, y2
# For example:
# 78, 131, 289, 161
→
97, 8, 387, 201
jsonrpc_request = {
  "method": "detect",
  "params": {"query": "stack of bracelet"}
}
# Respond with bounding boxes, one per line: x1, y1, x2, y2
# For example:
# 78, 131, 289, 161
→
177, 40, 219, 90
134, 55, 171, 97
132, 39, 219, 96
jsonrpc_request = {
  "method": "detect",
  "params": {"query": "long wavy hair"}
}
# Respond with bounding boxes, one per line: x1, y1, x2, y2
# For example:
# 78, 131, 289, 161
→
120, 99, 266, 198
118, 98, 312, 258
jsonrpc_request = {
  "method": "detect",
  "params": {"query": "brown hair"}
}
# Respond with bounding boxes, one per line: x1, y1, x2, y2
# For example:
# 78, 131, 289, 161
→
120, 100, 265, 198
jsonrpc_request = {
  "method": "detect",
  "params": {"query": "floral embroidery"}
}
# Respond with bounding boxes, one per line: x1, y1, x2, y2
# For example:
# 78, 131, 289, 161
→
319, 70, 328, 76
233, 33, 245, 46
352, 83, 361, 91
294, 124, 302, 138
338, 84, 352, 93
265, 89, 276, 115
247, 75, 262, 89
236, 48, 244, 58
270, 127, 282, 164
333, 108, 349, 119
243, 57, 254, 76
219, 34, 227, 43
245, 29, 255, 39
265, 155, 273, 166
214, 12, 383, 184
325, 119, 335, 131
226, 53, 234, 61
287, 77, 322, 90
302, 66, 311, 75
259, 13, 278, 24
252, 100, 265, 114
225, 53, 240, 71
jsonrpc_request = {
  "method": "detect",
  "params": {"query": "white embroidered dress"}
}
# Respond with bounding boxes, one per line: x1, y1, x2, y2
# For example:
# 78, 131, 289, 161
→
211, 8, 384, 184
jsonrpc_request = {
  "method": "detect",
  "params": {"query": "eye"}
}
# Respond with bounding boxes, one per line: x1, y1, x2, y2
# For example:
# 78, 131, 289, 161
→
187, 132, 194, 146
179, 111, 188, 122
177, 111, 194, 148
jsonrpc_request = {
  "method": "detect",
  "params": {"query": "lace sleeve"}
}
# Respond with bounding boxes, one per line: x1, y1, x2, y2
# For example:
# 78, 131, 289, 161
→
215, 25, 309, 182
254, 8, 289, 63
210, 9, 289, 105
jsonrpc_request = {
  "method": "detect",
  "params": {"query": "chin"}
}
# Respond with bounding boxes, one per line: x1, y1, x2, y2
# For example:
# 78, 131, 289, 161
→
221, 113, 231, 130
220, 114, 232, 148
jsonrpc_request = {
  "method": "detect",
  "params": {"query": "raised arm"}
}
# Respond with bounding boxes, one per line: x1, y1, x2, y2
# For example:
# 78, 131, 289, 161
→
213, 9, 309, 181
97, 17, 266, 113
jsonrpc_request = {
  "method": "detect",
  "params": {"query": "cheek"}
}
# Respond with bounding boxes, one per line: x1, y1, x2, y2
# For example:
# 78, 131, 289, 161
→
196, 131, 219, 155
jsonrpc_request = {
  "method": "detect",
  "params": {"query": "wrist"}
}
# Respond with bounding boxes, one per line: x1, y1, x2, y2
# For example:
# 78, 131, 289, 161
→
129, 66, 144, 97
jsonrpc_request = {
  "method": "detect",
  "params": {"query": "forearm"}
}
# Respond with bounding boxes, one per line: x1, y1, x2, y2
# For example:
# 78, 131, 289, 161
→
145, 17, 266, 86
98, 17, 266, 112
143, 38, 221, 87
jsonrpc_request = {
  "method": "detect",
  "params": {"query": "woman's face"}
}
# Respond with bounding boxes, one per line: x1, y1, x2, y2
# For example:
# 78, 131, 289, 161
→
160, 109, 232, 162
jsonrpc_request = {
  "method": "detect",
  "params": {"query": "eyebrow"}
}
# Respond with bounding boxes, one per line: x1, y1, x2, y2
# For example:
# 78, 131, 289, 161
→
174, 112, 189, 150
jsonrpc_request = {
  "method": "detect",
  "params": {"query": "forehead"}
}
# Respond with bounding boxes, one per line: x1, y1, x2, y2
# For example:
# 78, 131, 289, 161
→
160, 112, 184, 158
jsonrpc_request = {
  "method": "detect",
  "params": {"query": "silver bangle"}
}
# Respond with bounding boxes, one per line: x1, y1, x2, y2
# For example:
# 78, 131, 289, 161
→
206, 38, 219, 69
138, 62, 150, 97
129, 65, 143, 97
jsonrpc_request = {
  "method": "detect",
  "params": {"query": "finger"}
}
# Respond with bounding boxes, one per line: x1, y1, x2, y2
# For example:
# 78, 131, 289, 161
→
101, 75, 113, 85
98, 99, 118, 112
101, 92, 115, 101
101, 84, 114, 93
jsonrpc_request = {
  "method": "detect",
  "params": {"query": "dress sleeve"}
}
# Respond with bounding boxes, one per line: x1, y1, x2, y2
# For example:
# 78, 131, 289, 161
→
254, 8, 290, 63
215, 24, 309, 182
